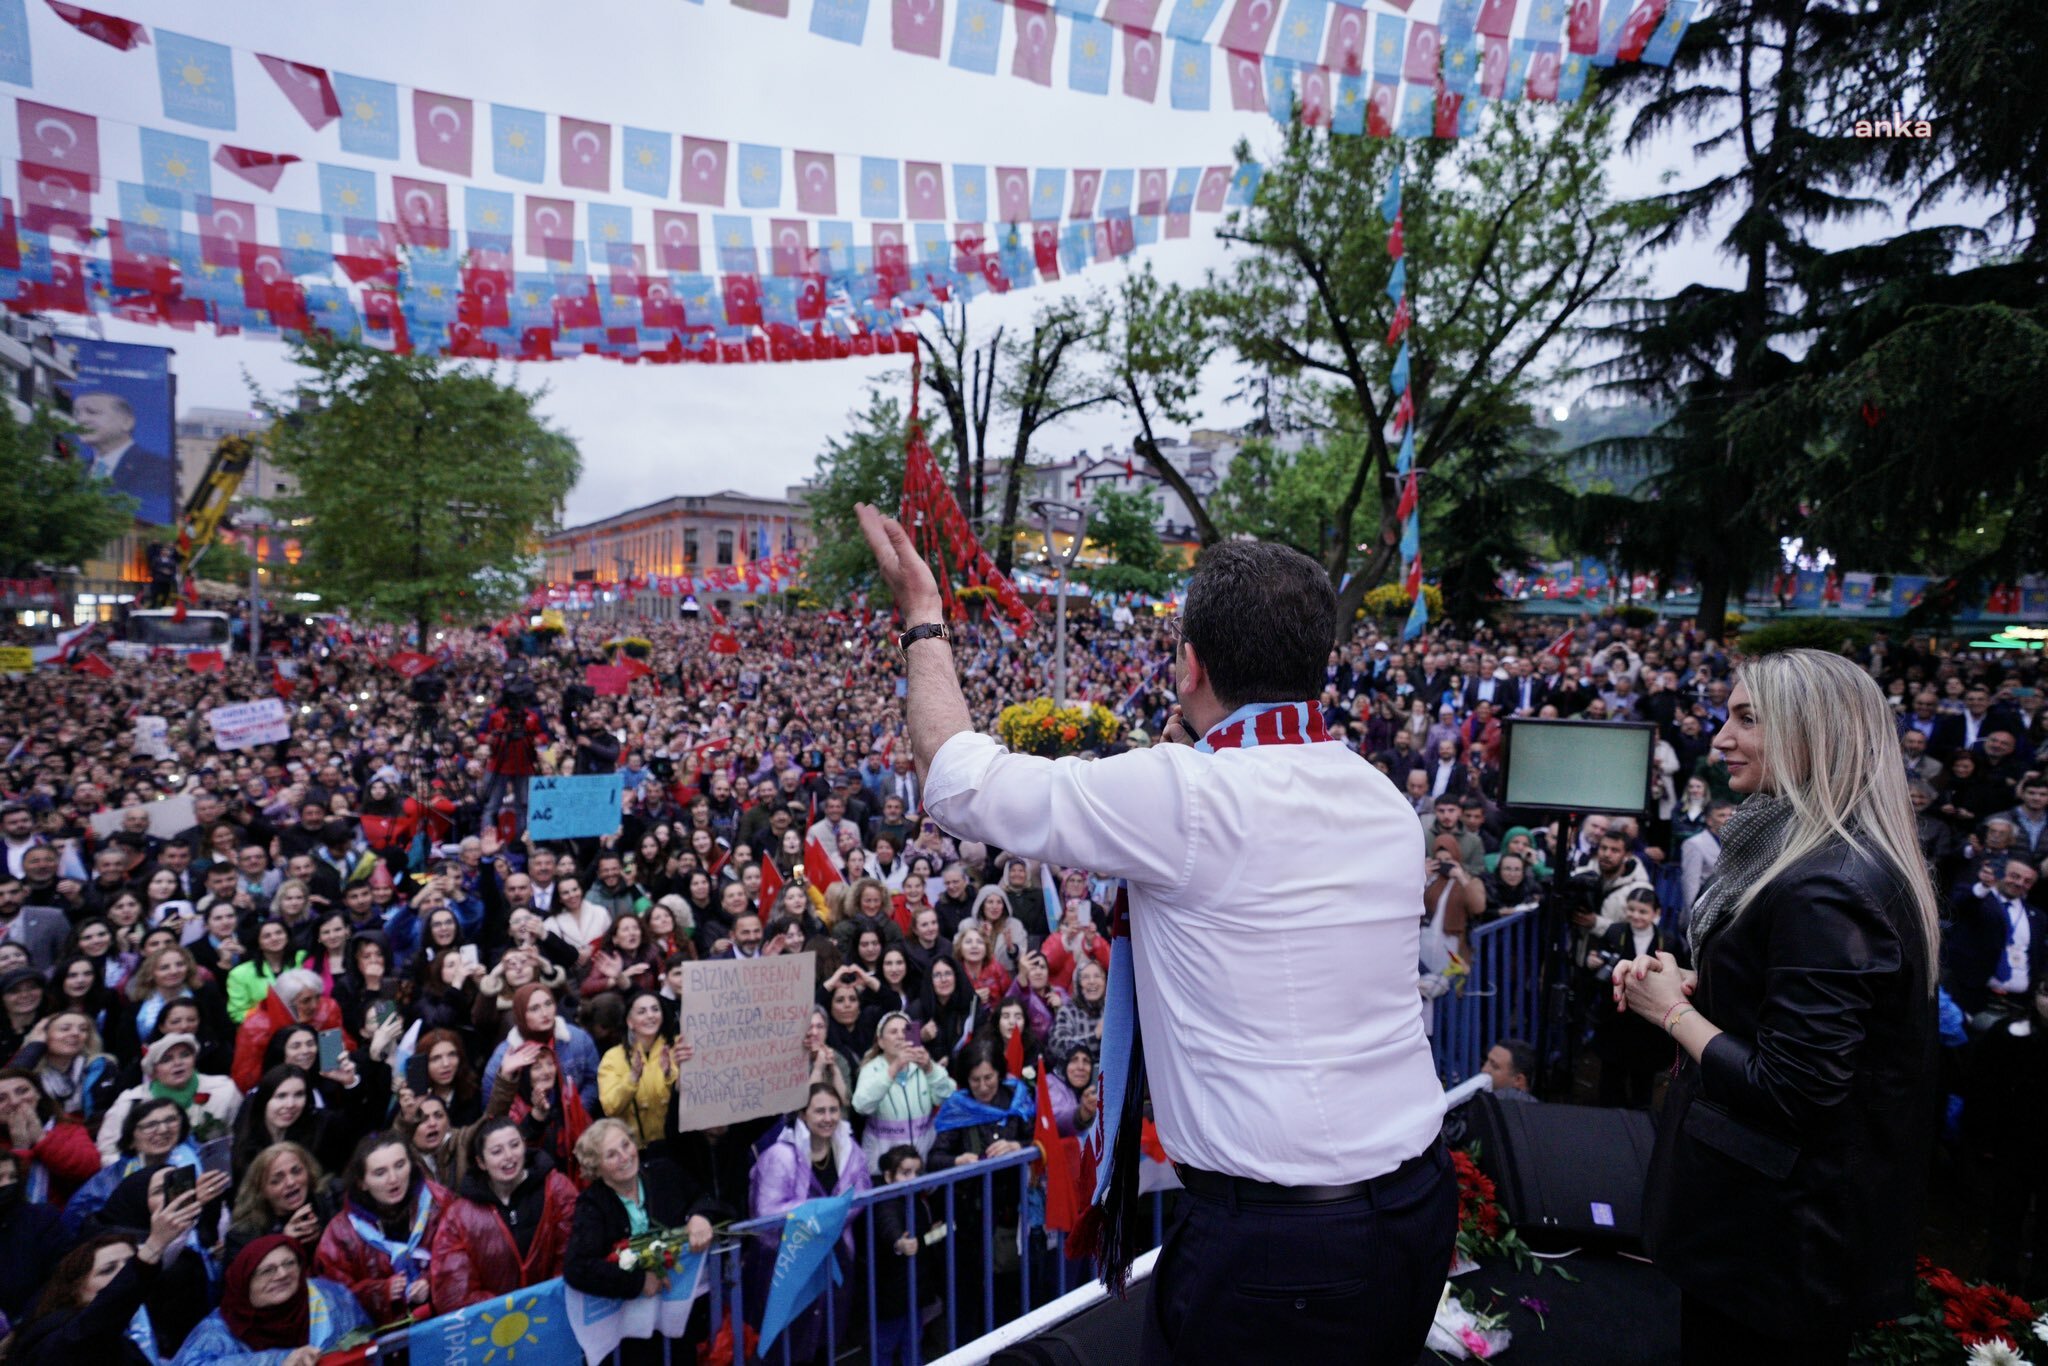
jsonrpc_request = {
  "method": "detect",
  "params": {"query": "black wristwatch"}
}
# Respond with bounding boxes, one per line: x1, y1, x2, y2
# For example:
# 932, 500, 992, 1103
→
896, 622, 952, 652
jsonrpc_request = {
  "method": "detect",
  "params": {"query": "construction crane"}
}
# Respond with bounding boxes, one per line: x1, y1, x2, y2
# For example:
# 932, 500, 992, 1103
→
144, 433, 259, 607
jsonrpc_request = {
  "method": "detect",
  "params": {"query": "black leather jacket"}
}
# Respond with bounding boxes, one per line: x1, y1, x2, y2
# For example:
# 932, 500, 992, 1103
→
1642, 840, 1938, 1337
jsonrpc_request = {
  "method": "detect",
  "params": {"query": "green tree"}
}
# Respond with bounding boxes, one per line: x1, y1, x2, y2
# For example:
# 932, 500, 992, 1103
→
1209, 435, 1357, 560
0, 402, 134, 576
259, 336, 579, 644
992, 301, 1116, 575
1099, 263, 1220, 546
1200, 99, 1645, 638
803, 386, 948, 603
1078, 484, 1173, 596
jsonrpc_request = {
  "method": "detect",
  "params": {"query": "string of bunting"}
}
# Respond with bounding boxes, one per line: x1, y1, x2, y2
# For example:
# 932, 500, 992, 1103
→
898, 357, 1037, 634
729, 0, 1697, 136
525, 546, 807, 607
1383, 161, 1426, 641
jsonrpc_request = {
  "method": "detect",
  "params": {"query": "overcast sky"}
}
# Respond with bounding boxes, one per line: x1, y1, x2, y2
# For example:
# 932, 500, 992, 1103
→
42, 0, 1742, 526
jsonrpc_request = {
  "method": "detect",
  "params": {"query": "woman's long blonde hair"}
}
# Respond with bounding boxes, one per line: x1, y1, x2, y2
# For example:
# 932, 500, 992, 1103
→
1735, 649, 1941, 989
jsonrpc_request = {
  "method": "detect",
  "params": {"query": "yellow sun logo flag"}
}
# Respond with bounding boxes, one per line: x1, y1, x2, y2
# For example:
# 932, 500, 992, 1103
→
409, 1280, 576, 1366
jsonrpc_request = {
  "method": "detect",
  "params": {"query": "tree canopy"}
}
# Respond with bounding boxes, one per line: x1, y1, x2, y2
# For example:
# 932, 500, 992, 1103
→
0, 402, 135, 577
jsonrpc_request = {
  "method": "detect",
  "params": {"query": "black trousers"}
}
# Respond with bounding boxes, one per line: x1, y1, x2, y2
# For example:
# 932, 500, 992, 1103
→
1139, 1142, 1459, 1365
1680, 1293, 1849, 1365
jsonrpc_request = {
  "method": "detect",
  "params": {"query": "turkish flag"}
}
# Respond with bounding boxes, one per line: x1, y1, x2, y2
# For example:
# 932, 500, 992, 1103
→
905, 161, 946, 221
1301, 69, 1332, 126
258, 55, 341, 130
757, 857, 784, 917
1122, 28, 1163, 101
385, 651, 436, 678
412, 91, 473, 177
47, 3, 147, 50
585, 663, 632, 696
1106, 216, 1135, 257
394, 177, 451, 249
17, 162, 89, 236
792, 150, 836, 215
525, 197, 575, 262
979, 253, 1011, 294
186, 651, 224, 674
1567, 0, 1600, 53
679, 138, 727, 207
1388, 212, 1404, 259
1137, 168, 1168, 217
1404, 21, 1441, 81
1013, 1, 1056, 85
560, 118, 612, 192
337, 253, 398, 287
653, 211, 701, 271
1368, 79, 1398, 136
1032, 222, 1060, 277
197, 197, 255, 269
1617, 0, 1667, 61
461, 268, 510, 327
72, 652, 113, 678
1480, 35, 1510, 98
1477, 0, 1520, 37
1226, 51, 1265, 111
1219, 0, 1279, 53
554, 285, 602, 330
803, 832, 844, 888
1069, 169, 1101, 219
769, 218, 811, 277
213, 145, 300, 193
1526, 46, 1561, 100
17, 101, 99, 185
1005, 1024, 1025, 1080
995, 167, 1031, 224
1396, 473, 1419, 521
893, 0, 944, 57
1387, 294, 1411, 344
721, 274, 762, 326
239, 242, 291, 309
1433, 83, 1462, 137
1325, 4, 1368, 74
1195, 165, 1232, 212
1035, 1068, 1086, 1235
709, 629, 741, 655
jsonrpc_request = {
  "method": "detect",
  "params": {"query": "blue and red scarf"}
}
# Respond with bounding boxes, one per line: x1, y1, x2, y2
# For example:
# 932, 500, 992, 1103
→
1078, 701, 1333, 1292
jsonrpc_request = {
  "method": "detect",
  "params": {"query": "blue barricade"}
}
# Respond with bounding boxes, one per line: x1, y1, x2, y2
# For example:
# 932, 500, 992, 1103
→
1429, 909, 1542, 1085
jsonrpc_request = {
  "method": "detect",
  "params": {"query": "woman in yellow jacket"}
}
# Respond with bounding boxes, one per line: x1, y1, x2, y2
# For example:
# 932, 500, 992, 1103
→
596, 988, 693, 1147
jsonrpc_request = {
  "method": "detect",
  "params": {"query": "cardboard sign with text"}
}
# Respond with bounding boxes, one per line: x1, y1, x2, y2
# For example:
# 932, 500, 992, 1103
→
207, 698, 292, 751
525, 772, 623, 840
674, 952, 815, 1130
89, 792, 196, 840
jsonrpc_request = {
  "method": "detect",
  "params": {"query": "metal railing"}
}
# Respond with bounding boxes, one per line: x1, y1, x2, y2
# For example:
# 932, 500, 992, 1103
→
1429, 909, 1542, 1085
353, 1146, 1168, 1366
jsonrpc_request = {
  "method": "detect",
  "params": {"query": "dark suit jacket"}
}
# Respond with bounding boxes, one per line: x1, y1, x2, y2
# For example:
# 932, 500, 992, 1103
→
108, 445, 174, 525
1946, 885, 2047, 1015
1502, 675, 1547, 715
1930, 708, 2019, 760
1643, 842, 1936, 1336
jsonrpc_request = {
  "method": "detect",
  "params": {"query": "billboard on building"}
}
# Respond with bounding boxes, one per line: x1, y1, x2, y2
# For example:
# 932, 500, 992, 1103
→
62, 338, 177, 527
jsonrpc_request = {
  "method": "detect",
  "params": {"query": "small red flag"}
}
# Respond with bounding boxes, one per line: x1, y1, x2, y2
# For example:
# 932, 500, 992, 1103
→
757, 856, 785, 917
1034, 1067, 1085, 1235
385, 651, 436, 679
256, 54, 341, 131
212, 145, 301, 193
1005, 1023, 1026, 1080
46, 1, 147, 49
186, 650, 224, 674
804, 833, 845, 890
708, 630, 740, 655
584, 662, 631, 696
72, 652, 113, 678
707, 603, 727, 627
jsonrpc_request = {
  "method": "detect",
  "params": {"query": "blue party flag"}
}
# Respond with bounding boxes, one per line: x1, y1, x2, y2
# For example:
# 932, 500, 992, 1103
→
1396, 81, 1435, 137
810, 0, 871, 43
673, 273, 717, 325
737, 143, 782, 209
1099, 168, 1133, 217
622, 127, 671, 198
1379, 162, 1402, 221
1592, 0, 1629, 65
859, 157, 900, 219
1053, 0, 1098, 16
1400, 513, 1419, 561
304, 284, 359, 334
817, 220, 855, 272
464, 187, 515, 249
1068, 16, 1113, 94
953, 164, 987, 221
155, 30, 235, 130
1396, 427, 1415, 474
588, 202, 634, 260
276, 209, 331, 275
950, 0, 1004, 74
1164, 0, 1222, 43
115, 184, 179, 257
1403, 582, 1429, 640
1390, 341, 1410, 395
140, 128, 211, 203
1640, 0, 1694, 65
333, 73, 399, 159
1557, 50, 1590, 101
317, 164, 378, 232
0, 0, 30, 86
1371, 14, 1406, 81
1169, 42, 1210, 110
1333, 74, 1366, 134
1133, 215, 1159, 247
1503, 38, 1536, 101
1523, 0, 1565, 42
492, 105, 546, 183
1459, 91, 1486, 137
1440, 0, 1479, 36
759, 1195, 853, 1354
712, 215, 757, 273
410, 1278, 577, 1366
1273, 0, 1326, 64
1264, 58, 1295, 124
1386, 255, 1406, 301
761, 276, 799, 326
511, 274, 556, 328
1167, 167, 1199, 214
1224, 161, 1261, 207
1441, 27, 1478, 94
1031, 169, 1065, 220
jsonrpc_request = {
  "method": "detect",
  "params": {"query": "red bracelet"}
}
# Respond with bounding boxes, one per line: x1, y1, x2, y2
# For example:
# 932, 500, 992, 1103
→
1661, 1001, 1694, 1034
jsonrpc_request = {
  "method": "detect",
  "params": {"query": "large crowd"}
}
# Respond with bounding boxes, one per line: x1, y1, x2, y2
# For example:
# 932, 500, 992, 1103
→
0, 600, 2042, 1365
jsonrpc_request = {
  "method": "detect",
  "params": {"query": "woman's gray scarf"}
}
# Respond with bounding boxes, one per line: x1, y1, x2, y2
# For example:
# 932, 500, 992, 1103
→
1687, 794, 1796, 962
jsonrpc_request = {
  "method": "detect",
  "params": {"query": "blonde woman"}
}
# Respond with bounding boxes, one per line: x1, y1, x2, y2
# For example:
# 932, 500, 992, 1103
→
1616, 649, 1941, 1362
850, 1010, 956, 1171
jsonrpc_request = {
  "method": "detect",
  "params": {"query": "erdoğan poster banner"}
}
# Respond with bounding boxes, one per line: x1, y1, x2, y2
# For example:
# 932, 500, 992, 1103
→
60, 337, 177, 527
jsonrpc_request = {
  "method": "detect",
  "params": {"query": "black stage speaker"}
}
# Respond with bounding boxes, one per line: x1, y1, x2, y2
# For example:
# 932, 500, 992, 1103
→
990, 1279, 1154, 1365
1461, 1093, 1656, 1251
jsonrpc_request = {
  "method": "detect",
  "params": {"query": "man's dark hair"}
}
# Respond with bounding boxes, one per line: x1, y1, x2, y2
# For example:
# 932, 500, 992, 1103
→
1493, 1038, 1536, 1084
1459, 795, 1486, 812
1180, 540, 1336, 707
1597, 830, 1630, 850
2021, 775, 2048, 793
1706, 799, 1738, 816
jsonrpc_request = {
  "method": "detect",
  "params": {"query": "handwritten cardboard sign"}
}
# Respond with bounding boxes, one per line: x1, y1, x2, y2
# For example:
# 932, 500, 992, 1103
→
674, 953, 815, 1130
207, 698, 291, 751
525, 772, 623, 840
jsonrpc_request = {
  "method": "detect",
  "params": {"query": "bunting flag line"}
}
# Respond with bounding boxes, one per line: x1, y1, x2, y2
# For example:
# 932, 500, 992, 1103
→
1383, 160, 1427, 641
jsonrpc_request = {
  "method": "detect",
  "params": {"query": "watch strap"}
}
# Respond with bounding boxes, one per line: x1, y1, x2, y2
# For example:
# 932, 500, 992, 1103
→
898, 622, 951, 650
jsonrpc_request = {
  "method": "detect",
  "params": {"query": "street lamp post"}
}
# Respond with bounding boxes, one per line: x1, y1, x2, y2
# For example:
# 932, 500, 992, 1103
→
1029, 498, 1089, 708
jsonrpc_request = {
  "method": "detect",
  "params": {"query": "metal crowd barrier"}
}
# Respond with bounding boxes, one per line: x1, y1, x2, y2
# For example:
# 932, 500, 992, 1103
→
1429, 909, 1542, 1085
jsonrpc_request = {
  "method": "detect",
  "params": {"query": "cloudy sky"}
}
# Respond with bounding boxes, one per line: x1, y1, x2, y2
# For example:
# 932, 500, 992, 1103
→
39, 0, 1741, 526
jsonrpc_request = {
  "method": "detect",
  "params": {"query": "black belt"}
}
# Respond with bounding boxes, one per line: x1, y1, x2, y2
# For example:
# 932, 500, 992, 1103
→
1174, 1143, 1441, 1207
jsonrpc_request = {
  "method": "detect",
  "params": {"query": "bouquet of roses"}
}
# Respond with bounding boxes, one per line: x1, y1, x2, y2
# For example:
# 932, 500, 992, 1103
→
607, 1227, 692, 1284
1452, 1148, 1570, 1279
1850, 1259, 2048, 1365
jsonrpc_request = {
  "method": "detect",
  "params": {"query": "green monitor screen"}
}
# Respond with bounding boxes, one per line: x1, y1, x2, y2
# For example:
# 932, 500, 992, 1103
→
1499, 719, 1655, 815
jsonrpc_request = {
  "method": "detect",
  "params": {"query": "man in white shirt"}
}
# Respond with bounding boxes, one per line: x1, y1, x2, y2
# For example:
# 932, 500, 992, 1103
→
857, 504, 1454, 1364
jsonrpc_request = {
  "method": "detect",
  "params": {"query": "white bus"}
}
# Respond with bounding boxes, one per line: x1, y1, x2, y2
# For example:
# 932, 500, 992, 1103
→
108, 609, 234, 661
